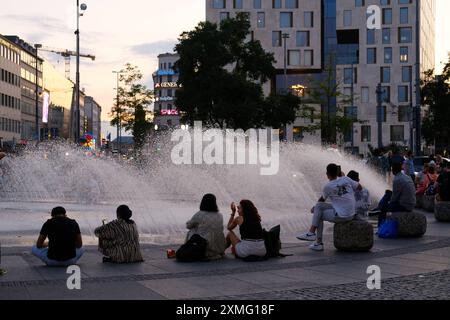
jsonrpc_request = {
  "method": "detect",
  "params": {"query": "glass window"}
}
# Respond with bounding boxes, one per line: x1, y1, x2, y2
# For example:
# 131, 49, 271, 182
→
296, 31, 310, 47
382, 28, 391, 44
288, 50, 301, 66
402, 66, 412, 82
381, 0, 390, 4
272, 31, 282, 47
382, 8, 392, 24
273, 0, 281, 9
398, 106, 410, 122
399, 0, 411, 4
304, 12, 313, 27
355, 0, 365, 7
220, 12, 230, 21
381, 67, 391, 83
361, 87, 369, 103
400, 7, 409, 24
367, 48, 377, 64
280, 12, 293, 28
399, 27, 412, 43
344, 68, 354, 84
304, 50, 313, 66
398, 85, 408, 102
400, 46, 409, 62
233, 0, 243, 9
344, 10, 352, 27
213, 0, 225, 9
391, 125, 404, 142
361, 126, 371, 142
253, 0, 261, 9
257, 12, 265, 27
367, 29, 375, 44
384, 47, 392, 63
286, 0, 298, 9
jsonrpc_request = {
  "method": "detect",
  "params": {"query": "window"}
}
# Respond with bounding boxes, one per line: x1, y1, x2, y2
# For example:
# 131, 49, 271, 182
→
213, 0, 225, 9
382, 28, 391, 44
272, 31, 282, 47
402, 66, 412, 82
344, 10, 352, 26
286, 0, 298, 9
220, 12, 230, 21
296, 31, 310, 47
367, 29, 375, 44
398, 106, 410, 122
288, 50, 301, 66
257, 12, 265, 27
400, 7, 409, 24
400, 46, 409, 62
381, 67, 391, 83
382, 8, 392, 24
391, 125, 404, 142
273, 0, 281, 9
304, 50, 313, 66
399, 0, 411, 4
344, 68, 354, 84
361, 87, 369, 103
233, 0, 243, 9
355, 0, 365, 6
280, 12, 293, 28
384, 47, 392, 63
253, 0, 261, 9
367, 48, 377, 64
399, 27, 412, 43
398, 85, 409, 102
381, 0, 390, 4
361, 126, 371, 142
304, 12, 313, 27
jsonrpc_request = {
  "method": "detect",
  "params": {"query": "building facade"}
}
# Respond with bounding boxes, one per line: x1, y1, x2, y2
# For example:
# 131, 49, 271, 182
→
206, 0, 436, 154
152, 53, 181, 129
84, 96, 102, 147
0, 35, 22, 148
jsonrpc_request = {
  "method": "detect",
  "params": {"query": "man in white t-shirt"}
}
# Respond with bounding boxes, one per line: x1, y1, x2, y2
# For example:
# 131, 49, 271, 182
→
297, 163, 363, 251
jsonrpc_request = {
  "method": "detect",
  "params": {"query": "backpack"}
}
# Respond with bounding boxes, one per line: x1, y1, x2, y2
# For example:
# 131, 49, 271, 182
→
262, 225, 292, 258
176, 234, 208, 262
378, 218, 399, 239
425, 174, 437, 196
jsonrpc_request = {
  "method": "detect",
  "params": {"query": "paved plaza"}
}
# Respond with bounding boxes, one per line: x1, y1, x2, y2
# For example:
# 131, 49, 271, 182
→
1, 209, 450, 300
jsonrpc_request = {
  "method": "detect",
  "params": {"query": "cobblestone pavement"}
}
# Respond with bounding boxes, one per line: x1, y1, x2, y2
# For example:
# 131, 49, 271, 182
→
213, 269, 450, 300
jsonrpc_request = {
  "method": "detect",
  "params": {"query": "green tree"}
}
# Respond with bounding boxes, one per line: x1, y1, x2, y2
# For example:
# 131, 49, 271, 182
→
110, 64, 154, 152
421, 56, 450, 152
174, 13, 300, 130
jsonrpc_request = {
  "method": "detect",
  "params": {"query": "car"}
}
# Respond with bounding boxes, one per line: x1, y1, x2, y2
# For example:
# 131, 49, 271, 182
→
413, 156, 450, 175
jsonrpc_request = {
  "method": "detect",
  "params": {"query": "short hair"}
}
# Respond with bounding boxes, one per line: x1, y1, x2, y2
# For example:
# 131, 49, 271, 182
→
347, 170, 360, 182
200, 194, 219, 212
326, 164, 339, 178
117, 205, 133, 222
51, 206, 66, 217
392, 162, 403, 174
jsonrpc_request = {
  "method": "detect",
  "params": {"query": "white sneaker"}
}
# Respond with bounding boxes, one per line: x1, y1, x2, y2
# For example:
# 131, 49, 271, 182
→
309, 242, 324, 251
296, 232, 317, 241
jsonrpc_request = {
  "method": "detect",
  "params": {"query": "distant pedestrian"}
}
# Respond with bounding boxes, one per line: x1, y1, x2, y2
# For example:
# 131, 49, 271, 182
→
403, 151, 416, 182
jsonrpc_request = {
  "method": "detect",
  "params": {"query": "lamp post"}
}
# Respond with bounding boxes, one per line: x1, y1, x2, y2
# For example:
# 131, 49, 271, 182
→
34, 44, 42, 143
282, 33, 290, 141
75, 1, 87, 143
112, 70, 124, 154
350, 63, 355, 154
376, 83, 384, 149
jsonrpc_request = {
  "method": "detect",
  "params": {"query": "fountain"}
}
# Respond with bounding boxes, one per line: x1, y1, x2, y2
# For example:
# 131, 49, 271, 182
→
0, 136, 388, 246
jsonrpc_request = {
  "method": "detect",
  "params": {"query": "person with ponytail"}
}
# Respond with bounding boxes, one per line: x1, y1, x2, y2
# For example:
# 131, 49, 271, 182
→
94, 205, 144, 263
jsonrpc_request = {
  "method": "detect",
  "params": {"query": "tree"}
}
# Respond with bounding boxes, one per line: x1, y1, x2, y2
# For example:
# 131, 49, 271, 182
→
174, 13, 300, 130
109, 64, 154, 152
421, 55, 450, 152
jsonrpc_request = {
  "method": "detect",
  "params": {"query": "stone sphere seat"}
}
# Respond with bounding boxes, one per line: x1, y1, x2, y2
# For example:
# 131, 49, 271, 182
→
391, 211, 427, 237
422, 195, 435, 212
435, 201, 450, 222
333, 220, 374, 252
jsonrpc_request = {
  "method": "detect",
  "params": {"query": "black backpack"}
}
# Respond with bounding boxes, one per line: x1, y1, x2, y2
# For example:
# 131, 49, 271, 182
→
263, 225, 292, 258
176, 234, 208, 262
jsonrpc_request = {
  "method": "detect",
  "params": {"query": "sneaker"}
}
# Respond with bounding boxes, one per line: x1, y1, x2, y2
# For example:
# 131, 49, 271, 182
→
296, 232, 317, 241
309, 242, 324, 251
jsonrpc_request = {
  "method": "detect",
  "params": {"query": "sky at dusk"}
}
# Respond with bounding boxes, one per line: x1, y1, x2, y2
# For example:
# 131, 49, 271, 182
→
1, 0, 449, 123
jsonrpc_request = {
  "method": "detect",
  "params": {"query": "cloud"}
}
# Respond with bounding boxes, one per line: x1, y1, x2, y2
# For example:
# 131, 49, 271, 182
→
130, 39, 177, 56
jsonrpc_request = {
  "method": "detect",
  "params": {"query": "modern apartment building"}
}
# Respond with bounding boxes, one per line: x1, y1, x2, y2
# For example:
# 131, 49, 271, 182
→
206, 0, 436, 154
152, 53, 181, 129
84, 96, 102, 148
0, 35, 22, 148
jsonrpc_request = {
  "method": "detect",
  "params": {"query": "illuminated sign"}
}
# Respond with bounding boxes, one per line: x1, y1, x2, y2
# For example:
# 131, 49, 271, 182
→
157, 70, 176, 76
160, 110, 179, 116
42, 91, 50, 123
155, 96, 174, 102
155, 82, 178, 88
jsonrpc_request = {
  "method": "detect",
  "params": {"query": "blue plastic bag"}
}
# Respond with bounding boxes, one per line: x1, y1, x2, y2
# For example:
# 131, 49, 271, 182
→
378, 219, 399, 239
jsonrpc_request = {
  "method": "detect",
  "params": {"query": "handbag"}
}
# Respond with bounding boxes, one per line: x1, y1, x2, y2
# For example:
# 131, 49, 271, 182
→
378, 218, 399, 239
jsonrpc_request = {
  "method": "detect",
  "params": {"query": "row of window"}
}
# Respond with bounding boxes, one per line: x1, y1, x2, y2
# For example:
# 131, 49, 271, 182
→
0, 93, 21, 110
21, 68, 42, 86
155, 103, 175, 111
343, 65, 412, 85
344, 6, 411, 27
21, 50, 43, 71
214, 0, 301, 10
0, 44, 20, 65
157, 89, 176, 97
367, 45, 410, 65
359, 125, 407, 143
0, 68, 20, 87
219, 10, 314, 29
271, 30, 312, 47
21, 100, 36, 115
160, 62, 174, 70
367, 27, 412, 45
343, 84, 411, 104
345, 104, 412, 123
0, 117, 21, 134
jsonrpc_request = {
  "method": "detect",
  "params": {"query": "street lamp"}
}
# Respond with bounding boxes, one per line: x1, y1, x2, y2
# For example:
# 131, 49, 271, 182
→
281, 33, 290, 141
113, 70, 124, 154
376, 83, 384, 149
34, 44, 42, 143
75, 1, 87, 143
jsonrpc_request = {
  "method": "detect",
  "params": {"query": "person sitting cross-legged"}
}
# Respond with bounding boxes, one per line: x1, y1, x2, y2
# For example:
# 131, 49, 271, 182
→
297, 163, 363, 251
32, 206, 84, 266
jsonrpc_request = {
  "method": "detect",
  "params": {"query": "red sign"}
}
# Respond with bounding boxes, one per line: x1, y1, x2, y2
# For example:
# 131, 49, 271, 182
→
160, 110, 179, 115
